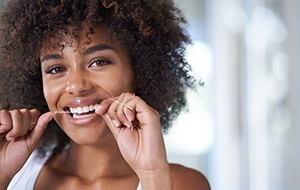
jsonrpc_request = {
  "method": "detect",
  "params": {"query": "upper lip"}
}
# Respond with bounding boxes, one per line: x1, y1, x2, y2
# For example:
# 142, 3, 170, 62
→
61, 98, 104, 110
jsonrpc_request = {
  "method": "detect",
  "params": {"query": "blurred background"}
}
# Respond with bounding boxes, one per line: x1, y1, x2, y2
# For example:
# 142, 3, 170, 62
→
0, 0, 297, 189
164, 0, 299, 190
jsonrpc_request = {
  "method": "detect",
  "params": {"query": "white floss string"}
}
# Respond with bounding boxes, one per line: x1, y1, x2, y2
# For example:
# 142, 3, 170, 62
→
43, 97, 135, 115
29, 96, 135, 125
108, 97, 136, 113
54, 111, 71, 114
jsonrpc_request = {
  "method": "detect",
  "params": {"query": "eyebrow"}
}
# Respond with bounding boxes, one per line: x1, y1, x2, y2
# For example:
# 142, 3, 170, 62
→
40, 44, 116, 63
83, 44, 116, 55
40, 54, 62, 63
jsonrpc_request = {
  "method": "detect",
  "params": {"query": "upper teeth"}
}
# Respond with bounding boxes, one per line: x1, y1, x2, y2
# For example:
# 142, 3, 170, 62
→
70, 105, 95, 114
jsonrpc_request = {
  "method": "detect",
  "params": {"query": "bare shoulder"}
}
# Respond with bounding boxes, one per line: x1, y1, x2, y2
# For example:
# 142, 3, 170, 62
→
169, 164, 211, 190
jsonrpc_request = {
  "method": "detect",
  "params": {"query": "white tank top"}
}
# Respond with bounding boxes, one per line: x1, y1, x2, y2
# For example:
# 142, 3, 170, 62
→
7, 151, 142, 190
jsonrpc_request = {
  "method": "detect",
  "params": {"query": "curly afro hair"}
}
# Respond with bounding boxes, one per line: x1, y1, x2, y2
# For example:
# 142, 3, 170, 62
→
0, 0, 197, 156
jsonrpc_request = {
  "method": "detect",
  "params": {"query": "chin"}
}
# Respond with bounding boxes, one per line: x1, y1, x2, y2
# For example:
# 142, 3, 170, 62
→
67, 127, 114, 146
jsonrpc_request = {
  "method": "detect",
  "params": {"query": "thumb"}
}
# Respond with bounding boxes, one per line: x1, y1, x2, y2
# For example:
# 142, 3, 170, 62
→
27, 112, 54, 149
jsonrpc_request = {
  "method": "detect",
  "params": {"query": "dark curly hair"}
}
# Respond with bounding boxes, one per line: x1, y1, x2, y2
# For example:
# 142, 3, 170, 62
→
0, 0, 197, 156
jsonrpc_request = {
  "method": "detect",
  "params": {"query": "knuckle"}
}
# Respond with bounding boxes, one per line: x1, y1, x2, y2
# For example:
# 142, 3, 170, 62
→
0, 110, 11, 127
124, 92, 132, 97
125, 92, 136, 100
10, 109, 23, 120
20, 108, 30, 115
30, 109, 40, 115
120, 92, 134, 100
0, 109, 9, 117
30, 109, 41, 121
119, 93, 126, 100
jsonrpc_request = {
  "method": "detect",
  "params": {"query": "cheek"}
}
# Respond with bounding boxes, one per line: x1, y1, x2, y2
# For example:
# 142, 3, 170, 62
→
114, 63, 135, 89
100, 71, 134, 96
42, 78, 63, 110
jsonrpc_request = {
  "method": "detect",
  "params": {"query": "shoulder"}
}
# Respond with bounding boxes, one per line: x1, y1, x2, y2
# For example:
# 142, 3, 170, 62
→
7, 151, 47, 190
169, 164, 211, 190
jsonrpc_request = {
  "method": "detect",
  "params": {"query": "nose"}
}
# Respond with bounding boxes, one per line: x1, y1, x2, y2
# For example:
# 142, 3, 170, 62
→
66, 70, 93, 95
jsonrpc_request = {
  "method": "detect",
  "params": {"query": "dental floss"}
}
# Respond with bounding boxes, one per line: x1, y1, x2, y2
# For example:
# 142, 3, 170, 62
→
104, 91, 136, 131
51, 97, 135, 115
26, 94, 136, 131
42, 91, 136, 130
108, 97, 136, 113
102, 88, 136, 113
54, 111, 72, 114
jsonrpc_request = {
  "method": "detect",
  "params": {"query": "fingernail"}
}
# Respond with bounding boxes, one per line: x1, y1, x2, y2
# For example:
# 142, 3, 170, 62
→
94, 104, 101, 113
123, 122, 132, 129
112, 119, 120, 128
123, 122, 129, 128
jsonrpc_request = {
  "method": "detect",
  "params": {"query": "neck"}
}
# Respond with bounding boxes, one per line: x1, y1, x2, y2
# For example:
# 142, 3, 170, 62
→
51, 135, 135, 182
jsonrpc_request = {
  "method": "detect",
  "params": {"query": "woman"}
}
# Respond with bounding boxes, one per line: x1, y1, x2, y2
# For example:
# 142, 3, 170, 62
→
0, 0, 210, 189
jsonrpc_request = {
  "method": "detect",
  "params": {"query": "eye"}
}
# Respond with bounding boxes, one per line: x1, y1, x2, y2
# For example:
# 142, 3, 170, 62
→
89, 59, 112, 68
45, 66, 66, 74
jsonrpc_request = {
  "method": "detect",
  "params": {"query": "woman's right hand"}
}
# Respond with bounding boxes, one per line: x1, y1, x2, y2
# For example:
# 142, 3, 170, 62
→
0, 109, 53, 189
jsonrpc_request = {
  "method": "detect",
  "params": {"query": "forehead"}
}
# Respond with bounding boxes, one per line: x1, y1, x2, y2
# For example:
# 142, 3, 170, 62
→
40, 25, 119, 55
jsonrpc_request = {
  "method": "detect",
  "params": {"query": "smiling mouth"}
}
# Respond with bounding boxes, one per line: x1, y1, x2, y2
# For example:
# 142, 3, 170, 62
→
65, 104, 97, 119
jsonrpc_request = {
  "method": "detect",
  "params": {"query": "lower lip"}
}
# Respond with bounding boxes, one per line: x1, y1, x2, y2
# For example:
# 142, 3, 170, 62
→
66, 112, 100, 126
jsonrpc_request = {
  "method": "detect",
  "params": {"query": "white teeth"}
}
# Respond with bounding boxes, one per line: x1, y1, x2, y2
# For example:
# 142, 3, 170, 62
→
73, 113, 93, 119
89, 105, 94, 111
77, 107, 83, 114
82, 106, 89, 113
69, 105, 96, 116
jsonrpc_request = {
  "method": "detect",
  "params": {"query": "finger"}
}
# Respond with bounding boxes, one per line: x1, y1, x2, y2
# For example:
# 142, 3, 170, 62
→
95, 92, 129, 115
101, 113, 122, 138
124, 106, 136, 123
20, 109, 31, 136
95, 93, 135, 129
121, 93, 137, 122
116, 94, 136, 128
94, 98, 114, 115
6, 110, 23, 140
122, 96, 160, 127
0, 109, 12, 133
29, 109, 40, 131
26, 112, 53, 148
106, 97, 122, 121
116, 106, 131, 129
100, 94, 132, 129
123, 96, 151, 114
94, 98, 123, 127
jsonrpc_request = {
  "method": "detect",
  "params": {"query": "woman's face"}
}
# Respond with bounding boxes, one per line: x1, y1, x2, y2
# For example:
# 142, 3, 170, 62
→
40, 26, 135, 145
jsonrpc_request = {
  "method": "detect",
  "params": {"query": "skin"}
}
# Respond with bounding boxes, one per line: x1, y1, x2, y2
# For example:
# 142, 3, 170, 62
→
0, 25, 210, 190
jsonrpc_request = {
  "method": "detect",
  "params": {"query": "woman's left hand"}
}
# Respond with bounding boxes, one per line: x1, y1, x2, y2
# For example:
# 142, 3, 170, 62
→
95, 92, 172, 185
